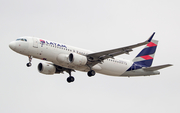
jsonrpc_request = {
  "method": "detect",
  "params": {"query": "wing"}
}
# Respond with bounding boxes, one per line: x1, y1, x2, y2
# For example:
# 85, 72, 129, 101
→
86, 32, 155, 66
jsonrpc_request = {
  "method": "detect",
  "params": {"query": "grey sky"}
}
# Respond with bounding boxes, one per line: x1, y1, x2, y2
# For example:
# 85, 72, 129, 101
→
0, 0, 179, 113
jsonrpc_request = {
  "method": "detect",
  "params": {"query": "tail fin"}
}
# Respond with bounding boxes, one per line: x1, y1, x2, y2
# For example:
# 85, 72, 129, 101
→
133, 40, 158, 67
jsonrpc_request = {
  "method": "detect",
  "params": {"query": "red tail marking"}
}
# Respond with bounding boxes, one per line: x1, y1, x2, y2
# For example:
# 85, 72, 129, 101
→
141, 55, 153, 60
147, 42, 157, 47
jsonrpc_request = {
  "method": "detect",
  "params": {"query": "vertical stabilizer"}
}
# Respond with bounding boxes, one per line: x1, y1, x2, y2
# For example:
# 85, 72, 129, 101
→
133, 40, 158, 67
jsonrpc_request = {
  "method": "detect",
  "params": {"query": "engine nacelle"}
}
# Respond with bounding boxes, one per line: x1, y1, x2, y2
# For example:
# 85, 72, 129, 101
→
68, 53, 87, 65
56, 54, 69, 64
57, 53, 87, 65
38, 62, 56, 75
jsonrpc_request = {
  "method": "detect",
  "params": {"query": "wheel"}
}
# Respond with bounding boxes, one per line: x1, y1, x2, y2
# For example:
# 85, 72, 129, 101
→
67, 76, 75, 83
87, 70, 96, 77
26, 63, 32, 67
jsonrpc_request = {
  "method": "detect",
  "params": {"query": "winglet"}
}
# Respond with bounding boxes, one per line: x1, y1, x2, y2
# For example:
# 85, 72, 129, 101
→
147, 32, 155, 42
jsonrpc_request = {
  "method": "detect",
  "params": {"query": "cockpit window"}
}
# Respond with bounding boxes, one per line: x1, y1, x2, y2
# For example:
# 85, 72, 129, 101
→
16, 38, 27, 42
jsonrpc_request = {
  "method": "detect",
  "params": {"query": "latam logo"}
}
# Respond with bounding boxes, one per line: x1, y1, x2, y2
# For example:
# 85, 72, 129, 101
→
39, 39, 67, 48
40, 39, 45, 43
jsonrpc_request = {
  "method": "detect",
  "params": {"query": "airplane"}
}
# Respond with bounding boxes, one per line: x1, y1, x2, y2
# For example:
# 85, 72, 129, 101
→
9, 32, 172, 83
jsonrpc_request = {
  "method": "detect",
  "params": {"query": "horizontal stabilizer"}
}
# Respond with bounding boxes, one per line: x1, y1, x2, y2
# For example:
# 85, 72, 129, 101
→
143, 64, 173, 71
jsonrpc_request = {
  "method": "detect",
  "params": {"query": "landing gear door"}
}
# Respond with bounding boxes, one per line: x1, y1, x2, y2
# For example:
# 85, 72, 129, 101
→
32, 37, 38, 48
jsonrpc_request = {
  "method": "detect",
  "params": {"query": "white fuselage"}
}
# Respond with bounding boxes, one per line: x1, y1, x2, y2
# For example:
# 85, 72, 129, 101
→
10, 37, 133, 76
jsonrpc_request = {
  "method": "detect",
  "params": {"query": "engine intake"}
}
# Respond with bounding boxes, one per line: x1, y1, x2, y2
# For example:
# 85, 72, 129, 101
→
68, 53, 87, 65
38, 62, 56, 75
69, 53, 74, 63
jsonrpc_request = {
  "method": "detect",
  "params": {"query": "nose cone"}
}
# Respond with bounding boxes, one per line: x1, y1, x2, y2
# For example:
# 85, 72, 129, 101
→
9, 41, 16, 50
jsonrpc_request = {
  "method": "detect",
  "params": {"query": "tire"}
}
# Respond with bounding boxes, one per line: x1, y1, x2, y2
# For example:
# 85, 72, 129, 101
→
87, 70, 95, 77
67, 76, 75, 83
26, 63, 32, 67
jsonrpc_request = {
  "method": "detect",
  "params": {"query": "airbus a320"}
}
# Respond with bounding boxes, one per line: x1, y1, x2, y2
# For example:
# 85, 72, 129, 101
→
9, 32, 172, 83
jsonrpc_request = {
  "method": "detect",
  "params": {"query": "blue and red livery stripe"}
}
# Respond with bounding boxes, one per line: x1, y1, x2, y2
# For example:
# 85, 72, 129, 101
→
136, 46, 157, 57
128, 40, 158, 71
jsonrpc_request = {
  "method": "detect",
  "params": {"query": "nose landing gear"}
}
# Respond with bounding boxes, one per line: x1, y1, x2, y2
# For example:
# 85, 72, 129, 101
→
26, 62, 32, 67
27, 56, 32, 67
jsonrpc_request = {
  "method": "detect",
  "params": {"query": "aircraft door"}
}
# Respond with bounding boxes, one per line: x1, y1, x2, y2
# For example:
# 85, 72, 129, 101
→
32, 37, 38, 48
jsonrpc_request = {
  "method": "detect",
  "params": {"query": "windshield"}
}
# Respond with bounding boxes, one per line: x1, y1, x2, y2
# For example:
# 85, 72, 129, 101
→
16, 38, 27, 42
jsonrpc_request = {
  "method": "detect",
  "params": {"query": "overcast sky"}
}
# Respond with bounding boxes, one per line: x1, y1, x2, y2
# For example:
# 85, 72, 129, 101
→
0, 0, 179, 113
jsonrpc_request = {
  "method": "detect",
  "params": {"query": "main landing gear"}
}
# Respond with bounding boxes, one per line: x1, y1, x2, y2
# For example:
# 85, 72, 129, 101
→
66, 70, 75, 83
26, 56, 32, 67
87, 70, 96, 77
67, 76, 75, 83
65, 69, 96, 83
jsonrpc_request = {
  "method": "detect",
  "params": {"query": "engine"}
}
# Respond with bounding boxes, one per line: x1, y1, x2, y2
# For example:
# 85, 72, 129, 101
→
57, 53, 87, 65
38, 62, 56, 75
68, 53, 87, 65
56, 54, 69, 64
